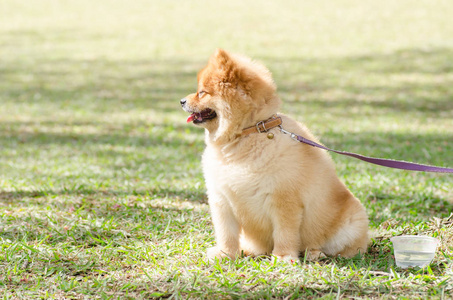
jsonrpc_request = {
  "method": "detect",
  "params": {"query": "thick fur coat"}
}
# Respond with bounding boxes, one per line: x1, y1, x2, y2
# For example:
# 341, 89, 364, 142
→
181, 49, 369, 262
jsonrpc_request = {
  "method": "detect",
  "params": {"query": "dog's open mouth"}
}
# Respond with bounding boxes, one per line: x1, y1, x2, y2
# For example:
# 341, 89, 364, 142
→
186, 108, 217, 124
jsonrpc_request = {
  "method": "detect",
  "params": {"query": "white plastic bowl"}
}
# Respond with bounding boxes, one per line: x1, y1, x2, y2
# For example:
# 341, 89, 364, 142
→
390, 235, 439, 268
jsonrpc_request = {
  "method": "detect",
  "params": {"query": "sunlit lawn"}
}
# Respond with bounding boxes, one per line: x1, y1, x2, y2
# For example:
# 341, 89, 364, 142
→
1, 0, 452, 298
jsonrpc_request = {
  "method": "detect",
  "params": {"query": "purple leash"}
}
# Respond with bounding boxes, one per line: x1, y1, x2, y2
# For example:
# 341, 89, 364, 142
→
279, 127, 453, 173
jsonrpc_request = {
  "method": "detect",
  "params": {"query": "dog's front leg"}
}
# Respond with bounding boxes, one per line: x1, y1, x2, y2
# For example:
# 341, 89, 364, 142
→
207, 197, 240, 260
270, 192, 303, 263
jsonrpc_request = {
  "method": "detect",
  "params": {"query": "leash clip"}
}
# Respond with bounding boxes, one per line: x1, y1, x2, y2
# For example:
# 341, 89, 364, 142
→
279, 126, 299, 142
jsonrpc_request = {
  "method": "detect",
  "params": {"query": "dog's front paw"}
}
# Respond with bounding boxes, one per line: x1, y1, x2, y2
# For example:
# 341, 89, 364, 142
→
207, 247, 236, 261
304, 249, 327, 261
273, 254, 299, 264
271, 251, 300, 264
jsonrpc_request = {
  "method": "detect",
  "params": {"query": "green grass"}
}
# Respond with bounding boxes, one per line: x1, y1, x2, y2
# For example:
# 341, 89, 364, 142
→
1, 0, 453, 298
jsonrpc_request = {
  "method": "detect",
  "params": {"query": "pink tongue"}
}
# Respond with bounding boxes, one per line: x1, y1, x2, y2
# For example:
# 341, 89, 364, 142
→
186, 114, 196, 123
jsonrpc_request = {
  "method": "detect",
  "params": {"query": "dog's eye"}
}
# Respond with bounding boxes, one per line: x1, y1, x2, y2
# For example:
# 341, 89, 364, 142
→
198, 90, 206, 97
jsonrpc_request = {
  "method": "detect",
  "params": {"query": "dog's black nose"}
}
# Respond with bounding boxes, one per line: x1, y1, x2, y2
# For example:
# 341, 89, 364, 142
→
180, 98, 187, 106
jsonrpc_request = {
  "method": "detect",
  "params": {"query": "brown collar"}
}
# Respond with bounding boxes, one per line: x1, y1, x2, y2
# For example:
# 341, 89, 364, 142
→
241, 115, 282, 137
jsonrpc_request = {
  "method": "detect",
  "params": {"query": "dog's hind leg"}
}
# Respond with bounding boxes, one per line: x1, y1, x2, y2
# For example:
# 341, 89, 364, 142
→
321, 207, 369, 258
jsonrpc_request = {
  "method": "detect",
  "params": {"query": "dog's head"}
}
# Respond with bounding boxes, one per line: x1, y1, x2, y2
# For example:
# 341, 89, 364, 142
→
181, 49, 281, 143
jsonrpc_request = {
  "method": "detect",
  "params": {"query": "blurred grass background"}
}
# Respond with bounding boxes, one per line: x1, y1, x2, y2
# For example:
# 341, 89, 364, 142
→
1, 0, 452, 298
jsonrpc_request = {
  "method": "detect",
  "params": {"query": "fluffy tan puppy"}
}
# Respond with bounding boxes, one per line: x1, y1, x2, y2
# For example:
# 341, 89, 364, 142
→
180, 49, 369, 262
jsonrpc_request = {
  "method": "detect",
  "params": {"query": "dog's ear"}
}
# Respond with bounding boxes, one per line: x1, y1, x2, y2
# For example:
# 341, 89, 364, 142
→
213, 48, 231, 67
210, 49, 237, 88
209, 49, 275, 100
